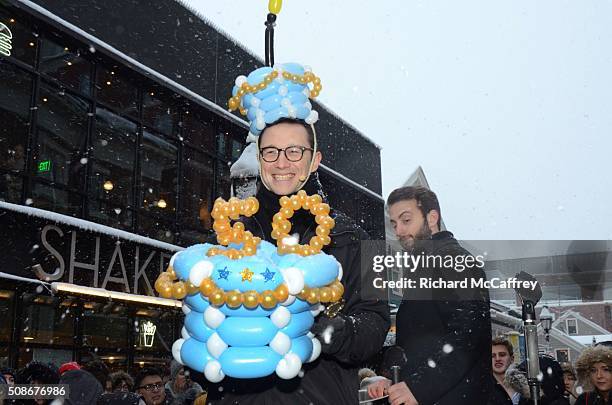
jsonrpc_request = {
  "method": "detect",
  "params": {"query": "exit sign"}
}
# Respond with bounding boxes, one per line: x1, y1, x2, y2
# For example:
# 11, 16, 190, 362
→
37, 160, 52, 173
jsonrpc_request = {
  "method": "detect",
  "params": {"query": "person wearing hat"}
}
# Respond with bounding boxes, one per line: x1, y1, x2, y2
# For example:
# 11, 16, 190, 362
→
561, 362, 579, 404
575, 345, 612, 405
58, 362, 80, 376
164, 360, 203, 404
1, 367, 15, 386
203, 61, 390, 404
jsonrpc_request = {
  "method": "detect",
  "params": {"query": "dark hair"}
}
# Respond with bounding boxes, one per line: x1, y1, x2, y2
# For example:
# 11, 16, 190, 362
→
387, 186, 442, 228
134, 367, 163, 390
110, 370, 134, 391
260, 118, 315, 149
16, 361, 60, 385
491, 336, 514, 357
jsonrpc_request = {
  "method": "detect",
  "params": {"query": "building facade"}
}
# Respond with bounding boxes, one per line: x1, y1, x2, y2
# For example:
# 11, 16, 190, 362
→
0, 0, 385, 371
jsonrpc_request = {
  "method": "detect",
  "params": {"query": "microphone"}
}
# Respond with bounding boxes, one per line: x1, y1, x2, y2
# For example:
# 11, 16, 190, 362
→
514, 271, 543, 405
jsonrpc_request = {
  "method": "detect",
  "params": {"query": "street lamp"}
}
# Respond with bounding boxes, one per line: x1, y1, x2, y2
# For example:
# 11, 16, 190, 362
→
540, 306, 553, 353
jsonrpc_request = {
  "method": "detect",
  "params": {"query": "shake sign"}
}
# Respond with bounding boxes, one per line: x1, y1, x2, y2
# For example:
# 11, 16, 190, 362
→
0, 22, 13, 57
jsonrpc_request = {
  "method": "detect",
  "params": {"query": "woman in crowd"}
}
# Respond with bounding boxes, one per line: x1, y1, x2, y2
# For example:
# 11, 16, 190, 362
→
575, 345, 612, 405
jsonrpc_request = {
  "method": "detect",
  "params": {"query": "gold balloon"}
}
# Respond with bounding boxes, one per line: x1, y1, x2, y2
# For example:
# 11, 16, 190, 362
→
321, 217, 335, 229
167, 267, 177, 280
186, 282, 199, 295
159, 282, 173, 299
226, 291, 242, 309
306, 289, 320, 305
228, 98, 238, 110
207, 248, 219, 257
261, 290, 277, 309
298, 287, 310, 300
273, 213, 284, 223
173, 282, 187, 299
213, 221, 230, 233
271, 229, 283, 240
274, 284, 289, 302
319, 287, 332, 303
200, 278, 215, 296
209, 289, 226, 307
290, 196, 301, 210
321, 235, 331, 246
217, 232, 231, 246
243, 290, 259, 309
334, 281, 345, 297
280, 207, 294, 218
243, 243, 256, 256
329, 286, 341, 302
316, 225, 330, 237
278, 220, 292, 234
279, 196, 291, 207
315, 214, 326, 224
313, 203, 330, 216
310, 236, 323, 251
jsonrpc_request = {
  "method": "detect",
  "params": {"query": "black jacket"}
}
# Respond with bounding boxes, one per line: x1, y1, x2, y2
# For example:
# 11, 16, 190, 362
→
575, 391, 612, 405
206, 177, 390, 404
395, 231, 492, 404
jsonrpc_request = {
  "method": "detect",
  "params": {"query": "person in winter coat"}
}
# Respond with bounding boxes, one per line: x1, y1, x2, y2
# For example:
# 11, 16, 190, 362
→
574, 345, 612, 405
205, 117, 390, 404
368, 186, 492, 405
164, 361, 203, 405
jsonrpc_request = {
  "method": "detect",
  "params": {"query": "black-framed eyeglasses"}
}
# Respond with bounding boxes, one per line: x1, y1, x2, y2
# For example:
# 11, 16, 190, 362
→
138, 383, 163, 391
259, 145, 313, 163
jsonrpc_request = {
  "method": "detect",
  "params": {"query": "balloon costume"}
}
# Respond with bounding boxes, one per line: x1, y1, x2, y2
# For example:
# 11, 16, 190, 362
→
154, 0, 341, 383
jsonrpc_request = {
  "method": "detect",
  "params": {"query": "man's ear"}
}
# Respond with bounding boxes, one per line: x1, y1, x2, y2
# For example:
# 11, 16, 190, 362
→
310, 151, 322, 173
426, 210, 440, 233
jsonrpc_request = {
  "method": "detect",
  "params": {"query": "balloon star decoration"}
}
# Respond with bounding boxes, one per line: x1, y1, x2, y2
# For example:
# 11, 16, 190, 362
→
155, 193, 344, 382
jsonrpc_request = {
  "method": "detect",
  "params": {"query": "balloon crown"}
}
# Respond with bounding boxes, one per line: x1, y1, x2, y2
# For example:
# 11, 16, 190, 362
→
228, 63, 322, 137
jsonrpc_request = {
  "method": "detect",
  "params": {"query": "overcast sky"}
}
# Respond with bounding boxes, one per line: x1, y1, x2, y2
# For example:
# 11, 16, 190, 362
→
182, 0, 612, 240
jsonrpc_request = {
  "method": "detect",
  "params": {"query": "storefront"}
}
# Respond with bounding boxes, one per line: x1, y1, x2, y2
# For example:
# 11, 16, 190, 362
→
0, 0, 386, 371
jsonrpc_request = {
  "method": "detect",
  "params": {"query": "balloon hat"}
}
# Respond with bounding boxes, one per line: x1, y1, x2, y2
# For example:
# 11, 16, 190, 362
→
228, 0, 323, 192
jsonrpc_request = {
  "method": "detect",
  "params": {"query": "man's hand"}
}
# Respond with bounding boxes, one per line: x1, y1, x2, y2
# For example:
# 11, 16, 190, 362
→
388, 381, 418, 405
367, 378, 390, 399
311, 314, 349, 354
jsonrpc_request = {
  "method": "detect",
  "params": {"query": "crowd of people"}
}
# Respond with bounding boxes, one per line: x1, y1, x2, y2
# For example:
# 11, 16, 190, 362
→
0, 359, 206, 405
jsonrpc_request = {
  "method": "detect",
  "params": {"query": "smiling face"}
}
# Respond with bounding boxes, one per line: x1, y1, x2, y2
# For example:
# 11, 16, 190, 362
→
259, 122, 321, 196
590, 362, 612, 394
492, 344, 513, 376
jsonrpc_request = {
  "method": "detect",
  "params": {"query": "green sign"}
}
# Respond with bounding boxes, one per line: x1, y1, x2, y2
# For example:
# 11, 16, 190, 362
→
37, 160, 52, 173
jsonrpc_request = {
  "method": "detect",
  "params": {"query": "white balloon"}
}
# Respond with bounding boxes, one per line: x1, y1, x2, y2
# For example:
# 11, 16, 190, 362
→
305, 110, 319, 125
280, 294, 296, 307
206, 332, 228, 359
275, 353, 302, 380
280, 268, 304, 295
335, 259, 343, 281
189, 260, 213, 286
270, 306, 291, 328
278, 85, 288, 96
235, 75, 247, 88
281, 235, 298, 246
204, 306, 226, 329
172, 339, 185, 365
169, 251, 180, 267
310, 304, 324, 317
308, 337, 321, 363
269, 332, 291, 355
204, 360, 225, 383
181, 303, 191, 315
181, 326, 190, 340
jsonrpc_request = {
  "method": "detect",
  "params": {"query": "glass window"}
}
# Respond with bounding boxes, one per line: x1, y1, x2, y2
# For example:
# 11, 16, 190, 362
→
556, 349, 570, 363
82, 302, 128, 348
20, 294, 75, 346
138, 215, 174, 244
182, 108, 215, 151
0, 346, 8, 368
35, 83, 89, 191
17, 347, 72, 369
566, 318, 578, 335
140, 130, 177, 214
0, 290, 14, 342
39, 37, 92, 96
143, 90, 177, 136
0, 63, 31, 202
134, 309, 175, 354
30, 182, 82, 216
80, 349, 127, 373
216, 161, 231, 199
90, 107, 137, 206
0, 8, 38, 65
181, 147, 213, 230
87, 200, 133, 230
96, 65, 138, 117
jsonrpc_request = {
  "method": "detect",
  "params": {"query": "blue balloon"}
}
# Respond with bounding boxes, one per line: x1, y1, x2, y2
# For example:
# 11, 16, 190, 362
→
217, 317, 277, 347
181, 337, 214, 373
219, 347, 281, 379
297, 254, 339, 288
284, 298, 313, 314
173, 244, 214, 279
290, 335, 314, 363
184, 294, 210, 313
184, 311, 214, 342
281, 310, 314, 338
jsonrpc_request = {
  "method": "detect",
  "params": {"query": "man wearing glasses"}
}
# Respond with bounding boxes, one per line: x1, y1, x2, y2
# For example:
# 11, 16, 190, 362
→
135, 368, 172, 405
205, 118, 390, 404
